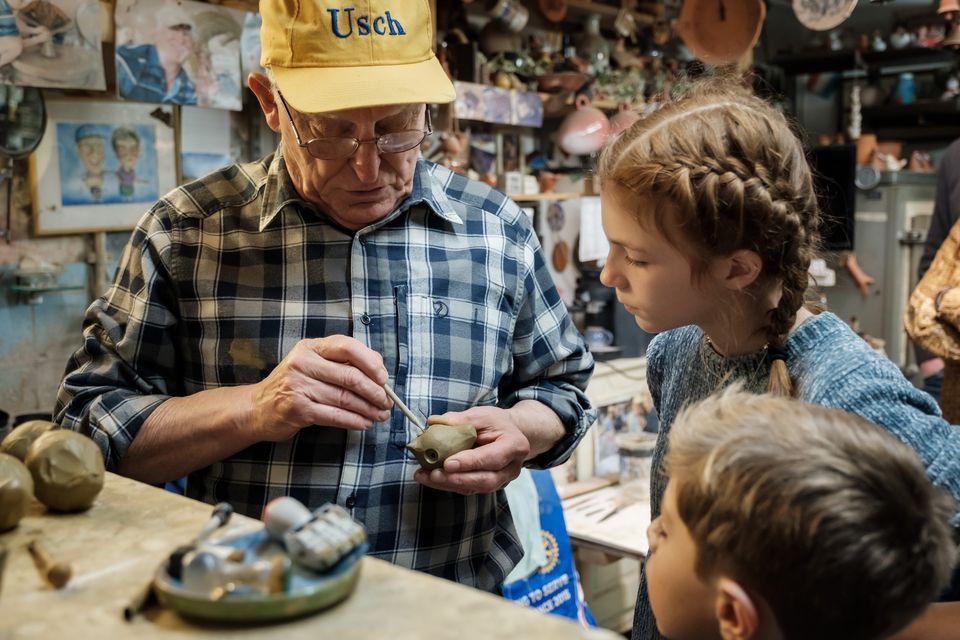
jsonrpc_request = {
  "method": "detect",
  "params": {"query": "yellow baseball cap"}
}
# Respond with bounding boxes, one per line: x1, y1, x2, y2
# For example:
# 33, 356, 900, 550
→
259, 0, 456, 114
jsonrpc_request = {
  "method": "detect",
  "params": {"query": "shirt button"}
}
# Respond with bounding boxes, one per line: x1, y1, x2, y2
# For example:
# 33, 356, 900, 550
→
360, 313, 372, 325
345, 495, 356, 508
359, 236, 367, 246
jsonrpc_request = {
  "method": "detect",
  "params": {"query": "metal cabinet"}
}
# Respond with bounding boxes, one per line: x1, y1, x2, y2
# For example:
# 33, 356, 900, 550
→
826, 171, 935, 372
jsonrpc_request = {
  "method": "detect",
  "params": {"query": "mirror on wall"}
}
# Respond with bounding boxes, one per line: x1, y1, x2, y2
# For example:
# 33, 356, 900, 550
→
0, 85, 46, 241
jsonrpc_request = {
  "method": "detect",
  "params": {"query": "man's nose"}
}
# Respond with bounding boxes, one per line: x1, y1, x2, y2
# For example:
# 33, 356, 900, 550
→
351, 141, 381, 183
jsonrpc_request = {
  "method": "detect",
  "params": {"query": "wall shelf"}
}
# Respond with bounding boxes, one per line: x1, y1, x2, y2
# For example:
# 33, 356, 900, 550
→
770, 46, 955, 76
861, 99, 960, 140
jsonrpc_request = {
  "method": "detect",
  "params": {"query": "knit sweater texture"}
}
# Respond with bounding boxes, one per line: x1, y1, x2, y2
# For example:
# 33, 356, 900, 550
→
632, 311, 960, 640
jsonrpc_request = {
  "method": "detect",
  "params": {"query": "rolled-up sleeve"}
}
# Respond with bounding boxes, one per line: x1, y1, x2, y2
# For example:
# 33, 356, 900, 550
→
500, 223, 597, 469
54, 206, 180, 470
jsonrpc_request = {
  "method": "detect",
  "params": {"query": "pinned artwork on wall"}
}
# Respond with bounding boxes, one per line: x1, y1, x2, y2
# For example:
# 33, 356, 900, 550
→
239, 11, 263, 80
0, 0, 105, 90
30, 99, 176, 235
114, 0, 246, 110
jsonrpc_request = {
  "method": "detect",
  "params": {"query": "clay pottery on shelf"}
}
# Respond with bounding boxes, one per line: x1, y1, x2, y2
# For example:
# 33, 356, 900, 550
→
676, 0, 765, 66
609, 102, 641, 136
536, 72, 588, 94
558, 95, 611, 156
0, 452, 34, 531
0, 419, 59, 461
407, 423, 477, 471
538, 0, 567, 22
25, 430, 105, 512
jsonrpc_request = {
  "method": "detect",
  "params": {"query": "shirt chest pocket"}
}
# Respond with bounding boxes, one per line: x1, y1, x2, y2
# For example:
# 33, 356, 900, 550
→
399, 292, 514, 414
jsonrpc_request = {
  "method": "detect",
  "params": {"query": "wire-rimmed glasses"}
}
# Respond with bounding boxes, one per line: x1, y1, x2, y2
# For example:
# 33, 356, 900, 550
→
276, 91, 432, 160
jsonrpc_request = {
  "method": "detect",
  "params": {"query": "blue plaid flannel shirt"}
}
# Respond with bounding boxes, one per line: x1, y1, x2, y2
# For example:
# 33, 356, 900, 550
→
56, 153, 597, 591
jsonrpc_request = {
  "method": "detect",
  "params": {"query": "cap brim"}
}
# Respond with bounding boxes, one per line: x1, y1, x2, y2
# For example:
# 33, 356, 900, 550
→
272, 55, 455, 114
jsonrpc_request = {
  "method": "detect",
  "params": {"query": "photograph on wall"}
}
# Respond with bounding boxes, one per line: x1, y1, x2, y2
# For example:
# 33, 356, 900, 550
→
0, 0, 105, 90
56, 122, 159, 205
239, 11, 263, 80
31, 99, 176, 235
114, 0, 246, 110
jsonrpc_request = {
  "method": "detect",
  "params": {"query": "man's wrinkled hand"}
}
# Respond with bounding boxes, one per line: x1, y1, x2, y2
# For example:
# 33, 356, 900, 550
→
250, 335, 392, 441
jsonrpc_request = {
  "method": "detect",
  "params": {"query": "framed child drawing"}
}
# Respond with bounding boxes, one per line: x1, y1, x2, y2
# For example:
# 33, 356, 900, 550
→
30, 98, 176, 235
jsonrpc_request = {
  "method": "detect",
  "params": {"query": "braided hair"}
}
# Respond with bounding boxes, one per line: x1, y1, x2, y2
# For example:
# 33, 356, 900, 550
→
598, 78, 821, 396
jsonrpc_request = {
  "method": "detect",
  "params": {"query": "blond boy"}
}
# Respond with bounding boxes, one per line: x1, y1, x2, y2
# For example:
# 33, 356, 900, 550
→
645, 389, 958, 640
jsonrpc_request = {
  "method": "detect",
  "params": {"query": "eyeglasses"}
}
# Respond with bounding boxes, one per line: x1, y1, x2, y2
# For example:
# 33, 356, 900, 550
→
277, 91, 432, 160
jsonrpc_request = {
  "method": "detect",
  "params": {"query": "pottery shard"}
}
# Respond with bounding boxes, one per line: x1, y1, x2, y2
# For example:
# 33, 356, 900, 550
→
0, 419, 60, 461
0, 452, 34, 531
406, 422, 477, 471
25, 430, 105, 512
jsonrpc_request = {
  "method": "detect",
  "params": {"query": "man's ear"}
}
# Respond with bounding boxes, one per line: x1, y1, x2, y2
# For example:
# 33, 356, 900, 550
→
247, 72, 282, 133
710, 249, 763, 291
715, 577, 760, 640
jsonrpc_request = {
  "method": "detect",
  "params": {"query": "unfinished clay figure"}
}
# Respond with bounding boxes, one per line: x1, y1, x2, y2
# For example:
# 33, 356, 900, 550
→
0, 452, 34, 531
0, 419, 59, 461
406, 423, 477, 471
24, 430, 105, 512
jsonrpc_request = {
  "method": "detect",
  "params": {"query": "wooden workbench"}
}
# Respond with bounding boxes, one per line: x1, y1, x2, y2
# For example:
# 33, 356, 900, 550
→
0, 473, 621, 640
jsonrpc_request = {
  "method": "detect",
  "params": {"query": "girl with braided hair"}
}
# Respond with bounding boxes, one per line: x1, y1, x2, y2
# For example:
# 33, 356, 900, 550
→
597, 78, 960, 640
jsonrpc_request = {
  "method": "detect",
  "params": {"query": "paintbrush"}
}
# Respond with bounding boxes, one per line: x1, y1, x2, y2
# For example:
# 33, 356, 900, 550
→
383, 382, 425, 432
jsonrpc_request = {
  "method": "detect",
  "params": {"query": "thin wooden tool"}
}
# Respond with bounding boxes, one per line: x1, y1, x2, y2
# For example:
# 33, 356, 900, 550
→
383, 382, 425, 432
27, 539, 71, 589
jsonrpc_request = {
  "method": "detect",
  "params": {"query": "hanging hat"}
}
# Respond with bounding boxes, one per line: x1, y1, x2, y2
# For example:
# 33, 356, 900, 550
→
676, 0, 766, 66
259, 0, 455, 113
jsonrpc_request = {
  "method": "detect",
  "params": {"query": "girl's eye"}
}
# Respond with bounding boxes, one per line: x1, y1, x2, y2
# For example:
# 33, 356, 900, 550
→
626, 256, 647, 266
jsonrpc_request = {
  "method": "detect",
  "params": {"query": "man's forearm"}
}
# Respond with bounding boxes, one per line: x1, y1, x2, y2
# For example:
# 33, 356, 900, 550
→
509, 399, 566, 460
116, 385, 259, 485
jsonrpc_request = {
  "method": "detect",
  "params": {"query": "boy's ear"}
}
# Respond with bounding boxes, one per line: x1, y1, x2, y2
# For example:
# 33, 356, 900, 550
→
715, 577, 760, 640
711, 249, 763, 291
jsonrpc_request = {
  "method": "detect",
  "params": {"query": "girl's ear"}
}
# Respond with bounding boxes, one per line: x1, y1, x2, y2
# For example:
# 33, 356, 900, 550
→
711, 249, 763, 291
247, 72, 282, 134
715, 577, 760, 640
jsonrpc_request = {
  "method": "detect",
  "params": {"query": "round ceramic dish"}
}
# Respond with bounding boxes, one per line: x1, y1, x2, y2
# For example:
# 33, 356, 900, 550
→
153, 528, 367, 622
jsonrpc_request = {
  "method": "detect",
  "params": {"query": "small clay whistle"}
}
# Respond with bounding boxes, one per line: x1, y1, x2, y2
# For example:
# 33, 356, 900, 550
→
406, 423, 477, 471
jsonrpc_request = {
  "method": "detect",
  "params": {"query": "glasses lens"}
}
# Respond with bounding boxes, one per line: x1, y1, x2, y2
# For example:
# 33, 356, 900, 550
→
377, 130, 427, 154
305, 138, 359, 160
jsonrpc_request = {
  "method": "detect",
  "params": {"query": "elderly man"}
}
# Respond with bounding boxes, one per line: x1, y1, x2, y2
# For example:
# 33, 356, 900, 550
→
56, 0, 595, 592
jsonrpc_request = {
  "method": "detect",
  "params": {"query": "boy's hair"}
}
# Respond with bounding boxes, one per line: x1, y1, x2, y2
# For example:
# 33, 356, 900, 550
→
111, 127, 140, 151
665, 389, 958, 640
597, 75, 820, 396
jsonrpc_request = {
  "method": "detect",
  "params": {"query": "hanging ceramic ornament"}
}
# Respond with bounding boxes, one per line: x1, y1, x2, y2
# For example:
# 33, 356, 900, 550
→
793, 0, 858, 32
677, 0, 766, 66
552, 240, 570, 272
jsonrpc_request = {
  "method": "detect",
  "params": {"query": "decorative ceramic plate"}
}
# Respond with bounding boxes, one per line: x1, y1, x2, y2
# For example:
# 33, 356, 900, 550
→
793, 0, 858, 31
153, 528, 367, 622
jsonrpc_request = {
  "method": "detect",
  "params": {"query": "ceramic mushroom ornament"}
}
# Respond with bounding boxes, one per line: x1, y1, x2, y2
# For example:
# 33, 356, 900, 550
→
25, 430, 105, 512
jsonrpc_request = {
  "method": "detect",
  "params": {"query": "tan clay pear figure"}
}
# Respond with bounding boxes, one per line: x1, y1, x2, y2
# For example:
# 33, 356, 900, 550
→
25, 430, 105, 512
407, 422, 477, 471
0, 452, 34, 531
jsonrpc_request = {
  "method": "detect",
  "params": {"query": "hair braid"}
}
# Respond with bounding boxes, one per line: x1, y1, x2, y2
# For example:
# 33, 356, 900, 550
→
598, 75, 822, 399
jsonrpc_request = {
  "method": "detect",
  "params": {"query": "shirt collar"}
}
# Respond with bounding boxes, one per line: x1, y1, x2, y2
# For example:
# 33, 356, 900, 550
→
258, 153, 463, 232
